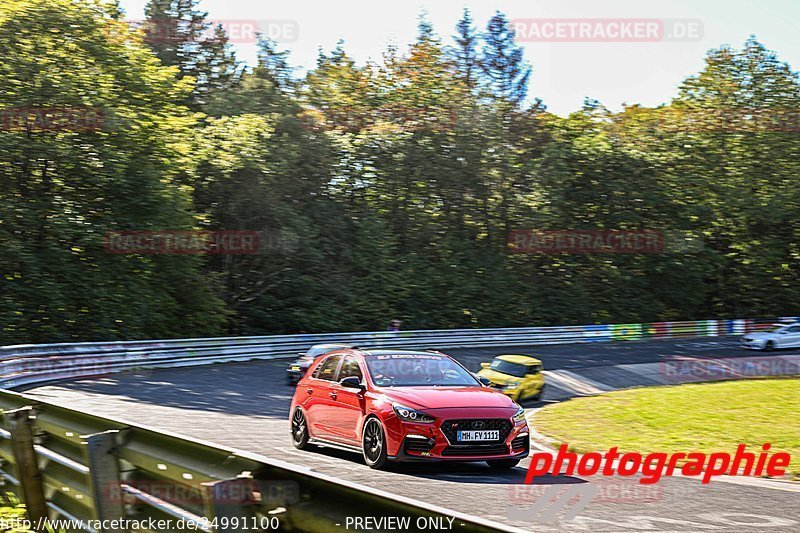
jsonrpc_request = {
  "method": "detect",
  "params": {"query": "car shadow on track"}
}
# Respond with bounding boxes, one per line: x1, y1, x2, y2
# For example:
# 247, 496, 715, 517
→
299, 443, 584, 485
393, 465, 586, 486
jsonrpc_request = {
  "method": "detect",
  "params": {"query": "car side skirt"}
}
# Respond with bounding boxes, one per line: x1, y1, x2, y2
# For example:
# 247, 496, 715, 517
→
308, 437, 363, 454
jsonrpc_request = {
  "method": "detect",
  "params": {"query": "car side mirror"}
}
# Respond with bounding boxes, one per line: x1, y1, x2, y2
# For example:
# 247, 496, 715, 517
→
778, 330, 787, 334
340, 376, 365, 390
480, 362, 491, 369
478, 376, 492, 387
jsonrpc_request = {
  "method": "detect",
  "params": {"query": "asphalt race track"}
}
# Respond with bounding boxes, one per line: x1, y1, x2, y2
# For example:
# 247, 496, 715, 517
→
25, 337, 800, 532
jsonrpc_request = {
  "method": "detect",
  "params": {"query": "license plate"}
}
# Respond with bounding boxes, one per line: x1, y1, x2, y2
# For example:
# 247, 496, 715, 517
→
457, 430, 499, 442
291, 366, 300, 371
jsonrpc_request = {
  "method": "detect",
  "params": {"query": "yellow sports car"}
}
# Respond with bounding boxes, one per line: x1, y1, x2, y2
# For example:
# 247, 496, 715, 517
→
477, 354, 545, 402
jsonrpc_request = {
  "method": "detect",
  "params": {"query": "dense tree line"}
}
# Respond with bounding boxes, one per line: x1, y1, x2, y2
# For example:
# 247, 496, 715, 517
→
2, 0, 799, 343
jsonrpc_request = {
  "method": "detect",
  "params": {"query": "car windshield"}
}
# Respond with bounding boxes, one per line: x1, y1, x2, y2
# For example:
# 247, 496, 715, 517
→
764, 325, 785, 333
365, 354, 480, 387
489, 359, 529, 377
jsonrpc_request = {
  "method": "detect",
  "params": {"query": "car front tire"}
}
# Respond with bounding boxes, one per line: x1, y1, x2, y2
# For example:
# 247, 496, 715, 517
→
362, 417, 389, 469
531, 385, 545, 402
291, 408, 310, 450
765, 340, 775, 351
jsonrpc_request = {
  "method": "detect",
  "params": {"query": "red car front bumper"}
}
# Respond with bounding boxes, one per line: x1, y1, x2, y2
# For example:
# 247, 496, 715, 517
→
383, 409, 529, 462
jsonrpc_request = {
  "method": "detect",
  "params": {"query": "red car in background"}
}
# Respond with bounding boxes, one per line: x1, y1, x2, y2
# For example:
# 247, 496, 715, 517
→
289, 348, 529, 469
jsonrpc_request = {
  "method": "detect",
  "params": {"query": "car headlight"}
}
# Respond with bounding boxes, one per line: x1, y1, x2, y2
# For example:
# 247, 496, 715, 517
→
393, 404, 435, 423
505, 382, 519, 390
513, 404, 526, 423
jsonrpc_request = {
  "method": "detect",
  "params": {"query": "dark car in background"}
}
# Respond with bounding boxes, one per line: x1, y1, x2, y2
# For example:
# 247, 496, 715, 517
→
286, 343, 353, 384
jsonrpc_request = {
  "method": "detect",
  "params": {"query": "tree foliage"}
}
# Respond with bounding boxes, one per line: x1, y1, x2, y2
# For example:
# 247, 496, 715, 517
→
2, 1, 798, 343
143, 0, 241, 108
0, 0, 226, 342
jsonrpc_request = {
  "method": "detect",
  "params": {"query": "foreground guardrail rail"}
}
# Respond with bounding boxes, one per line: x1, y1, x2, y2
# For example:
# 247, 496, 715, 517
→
0, 390, 517, 532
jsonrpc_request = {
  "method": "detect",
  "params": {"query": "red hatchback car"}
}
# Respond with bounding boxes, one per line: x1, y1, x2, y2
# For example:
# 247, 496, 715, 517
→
289, 348, 530, 469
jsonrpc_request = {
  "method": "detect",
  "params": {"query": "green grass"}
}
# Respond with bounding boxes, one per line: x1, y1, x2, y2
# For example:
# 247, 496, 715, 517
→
534, 377, 800, 477
0, 494, 34, 532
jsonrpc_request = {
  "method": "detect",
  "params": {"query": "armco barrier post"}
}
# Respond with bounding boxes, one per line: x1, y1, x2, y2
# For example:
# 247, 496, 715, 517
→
4, 407, 48, 524
201, 474, 255, 532
83, 430, 126, 532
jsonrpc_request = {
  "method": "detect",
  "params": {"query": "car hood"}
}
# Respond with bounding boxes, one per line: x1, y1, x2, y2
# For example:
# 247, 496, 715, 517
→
381, 386, 517, 410
477, 368, 522, 386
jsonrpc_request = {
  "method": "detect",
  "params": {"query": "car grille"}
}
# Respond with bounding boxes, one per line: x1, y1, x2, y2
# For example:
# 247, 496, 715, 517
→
441, 444, 510, 456
403, 437, 435, 453
511, 434, 529, 451
440, 418, 513, 444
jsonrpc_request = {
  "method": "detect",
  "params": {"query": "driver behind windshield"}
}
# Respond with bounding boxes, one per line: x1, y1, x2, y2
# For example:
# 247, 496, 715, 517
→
366, 355, 477, 387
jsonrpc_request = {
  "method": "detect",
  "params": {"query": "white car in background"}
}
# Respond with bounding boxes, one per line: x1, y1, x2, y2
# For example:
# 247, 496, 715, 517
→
740, 323, 800, 351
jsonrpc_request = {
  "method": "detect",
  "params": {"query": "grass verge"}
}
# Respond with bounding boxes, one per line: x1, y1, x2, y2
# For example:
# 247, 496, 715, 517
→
0, 493, 33, 532
533, 377, 800, 478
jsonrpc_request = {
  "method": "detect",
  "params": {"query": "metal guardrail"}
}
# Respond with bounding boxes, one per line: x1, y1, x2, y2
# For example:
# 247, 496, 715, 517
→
0, 315, 796, 532
0, 390, 518, 533
2, 317, 795, 389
